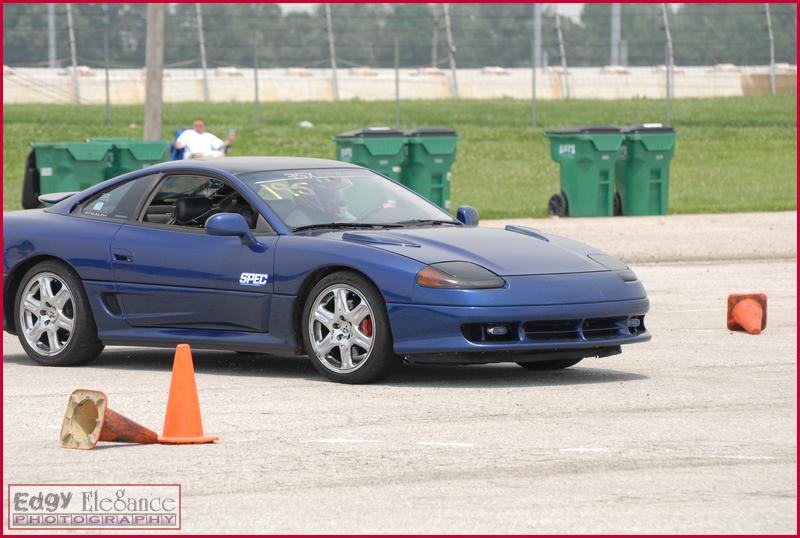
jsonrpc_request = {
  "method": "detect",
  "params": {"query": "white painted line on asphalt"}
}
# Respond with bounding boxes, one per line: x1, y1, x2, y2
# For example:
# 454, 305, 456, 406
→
313, 438, 381, 444
559, 447, 608, 453
417, 441, 476, 448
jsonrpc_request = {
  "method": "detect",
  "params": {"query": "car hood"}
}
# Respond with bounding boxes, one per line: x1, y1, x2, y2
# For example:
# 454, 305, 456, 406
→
325, 226, 613, 276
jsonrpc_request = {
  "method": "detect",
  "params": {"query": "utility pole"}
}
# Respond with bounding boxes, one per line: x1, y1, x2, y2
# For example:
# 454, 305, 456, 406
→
661, 3, 674, 123
65, 3, 80, 103
47, 3, 57, 68
610, 3, 621, 66
196, 4, 210, 102
555, 10, 569, 99
325, 4, 339, 101
531, 3, 541, 128
253, 38, 261, 124
765, 3, 776, 96
443, 3, 458, 98
394, 37, 401, 127
144, 3, 165, 141
103, 5, 111, 125
431, 4, 440, 68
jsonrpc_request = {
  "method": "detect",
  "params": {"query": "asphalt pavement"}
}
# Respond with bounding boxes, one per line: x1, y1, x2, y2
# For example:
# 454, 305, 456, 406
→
3, 211, 796, 533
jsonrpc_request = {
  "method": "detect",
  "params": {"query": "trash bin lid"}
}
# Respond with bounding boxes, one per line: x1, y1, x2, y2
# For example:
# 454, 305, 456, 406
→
545, 125, 620, 134
621, 123, 675, 133
335, 127, 405, 138
404, 127, 458, 136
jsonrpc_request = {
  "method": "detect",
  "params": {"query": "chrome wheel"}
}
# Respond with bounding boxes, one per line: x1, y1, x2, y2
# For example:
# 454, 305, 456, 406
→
308, 284, 375, 374
18, 272, 75, 356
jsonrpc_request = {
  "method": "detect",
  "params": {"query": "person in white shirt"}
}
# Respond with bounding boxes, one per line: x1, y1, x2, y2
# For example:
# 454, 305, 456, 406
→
175, 117, 237, 159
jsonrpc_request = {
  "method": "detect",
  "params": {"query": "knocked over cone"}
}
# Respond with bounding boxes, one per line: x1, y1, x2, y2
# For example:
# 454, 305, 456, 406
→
727, 293, 767, 335
60, 389, 158, 450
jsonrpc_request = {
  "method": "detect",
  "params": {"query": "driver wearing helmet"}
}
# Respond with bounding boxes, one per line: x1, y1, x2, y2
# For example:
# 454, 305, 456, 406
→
285, 175, 357, 227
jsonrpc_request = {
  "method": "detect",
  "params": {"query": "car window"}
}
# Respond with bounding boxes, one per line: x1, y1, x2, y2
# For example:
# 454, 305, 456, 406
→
141, 174, 268, 232
78, 175, 155, 221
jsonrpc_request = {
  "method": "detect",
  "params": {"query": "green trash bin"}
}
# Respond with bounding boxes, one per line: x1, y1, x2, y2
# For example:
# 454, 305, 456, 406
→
108, 139, 170, 178
333, 127, 406, 180
22, 141, 114, 208
614, 124, 677, 216
544, 125, 624, 217
401, 128, 459, 211
87, 138, 170, 178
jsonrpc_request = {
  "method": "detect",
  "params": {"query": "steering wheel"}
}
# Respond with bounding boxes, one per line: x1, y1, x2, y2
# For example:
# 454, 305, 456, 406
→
216, 191, 240, 213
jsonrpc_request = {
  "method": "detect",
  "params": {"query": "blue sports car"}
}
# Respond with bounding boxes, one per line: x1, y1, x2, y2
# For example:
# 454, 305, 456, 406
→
3, 157, 650, 383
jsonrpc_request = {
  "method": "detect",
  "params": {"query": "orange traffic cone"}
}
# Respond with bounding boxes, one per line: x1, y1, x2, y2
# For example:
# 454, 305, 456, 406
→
60, 389, 158, 450
727, 293, 767, 335
158, 344, 218, 444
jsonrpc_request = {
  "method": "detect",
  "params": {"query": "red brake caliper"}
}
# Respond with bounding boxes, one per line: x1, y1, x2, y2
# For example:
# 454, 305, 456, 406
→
359, 316, 373, 337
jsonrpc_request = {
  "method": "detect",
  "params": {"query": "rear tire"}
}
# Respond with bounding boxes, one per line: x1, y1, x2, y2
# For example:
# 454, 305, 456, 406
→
22, 151, 41, 209
302, 271, 400, 384
548, 192, 568, 217
613, 192, 623, 216
517, 358, 582, 370
14, 260, 103, 366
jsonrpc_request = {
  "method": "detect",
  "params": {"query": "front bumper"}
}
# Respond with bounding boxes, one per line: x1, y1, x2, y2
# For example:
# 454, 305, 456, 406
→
387, 297, 650, 356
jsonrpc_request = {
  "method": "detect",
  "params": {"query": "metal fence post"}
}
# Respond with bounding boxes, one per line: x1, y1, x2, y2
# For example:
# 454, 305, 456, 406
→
325, 3, 339, 101
531, 4, 541, 128
765, 3, 777, 96
66, 3, 80, 104
661, 3, 674, 124
394, 37, 401, 127
47, 3, 57, 68
555, 10, 570, 99
253, 39, 261, 124
196, 3, 210, 102
443, 3, 459, 99
103, 5, 111, 124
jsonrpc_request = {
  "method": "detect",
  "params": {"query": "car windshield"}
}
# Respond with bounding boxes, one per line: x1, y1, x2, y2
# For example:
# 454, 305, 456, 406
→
238, 168, 458, 230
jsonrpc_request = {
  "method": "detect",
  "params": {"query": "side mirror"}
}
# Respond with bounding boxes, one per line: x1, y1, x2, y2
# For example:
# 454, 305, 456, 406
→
456, 206, 480, 227
206, 213, 264, 250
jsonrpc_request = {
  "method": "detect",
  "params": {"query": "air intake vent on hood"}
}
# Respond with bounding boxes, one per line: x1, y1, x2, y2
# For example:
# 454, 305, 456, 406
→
504, 225, 549, 242
341, 232, 420, 247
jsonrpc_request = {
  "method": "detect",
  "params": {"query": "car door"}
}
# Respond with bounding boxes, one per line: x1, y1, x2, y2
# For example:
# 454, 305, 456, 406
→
110, 173, 277, 332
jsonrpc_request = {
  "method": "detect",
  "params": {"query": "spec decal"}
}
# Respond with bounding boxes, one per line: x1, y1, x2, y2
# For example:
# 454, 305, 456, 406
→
239, 273, 269, 287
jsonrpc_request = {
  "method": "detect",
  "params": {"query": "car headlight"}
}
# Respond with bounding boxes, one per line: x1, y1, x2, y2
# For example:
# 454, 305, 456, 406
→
588, 253, 638, 282
416, 262, 506, 289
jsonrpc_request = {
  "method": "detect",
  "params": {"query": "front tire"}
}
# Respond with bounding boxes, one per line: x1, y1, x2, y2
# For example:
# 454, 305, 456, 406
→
14, 260, 104, 366
302, 271, 400, 384
517, 358, 583, 370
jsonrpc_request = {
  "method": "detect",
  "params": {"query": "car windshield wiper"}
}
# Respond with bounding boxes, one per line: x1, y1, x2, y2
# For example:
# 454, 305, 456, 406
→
396, 219, 461, 227
292, 222, 404, 233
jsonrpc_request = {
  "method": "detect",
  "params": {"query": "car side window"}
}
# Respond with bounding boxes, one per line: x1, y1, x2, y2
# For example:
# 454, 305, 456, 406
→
141, 174, 269, 232
78, 175, 156, 221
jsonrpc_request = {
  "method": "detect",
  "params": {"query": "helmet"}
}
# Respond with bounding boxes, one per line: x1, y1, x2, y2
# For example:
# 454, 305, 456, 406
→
298, 175, 353, 216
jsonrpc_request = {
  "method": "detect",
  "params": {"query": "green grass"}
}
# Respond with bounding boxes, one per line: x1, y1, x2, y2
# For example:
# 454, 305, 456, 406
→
3, 96, 796, 217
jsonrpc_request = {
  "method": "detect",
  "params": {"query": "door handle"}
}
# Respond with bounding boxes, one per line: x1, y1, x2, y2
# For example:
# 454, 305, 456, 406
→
112, 249, 135, 263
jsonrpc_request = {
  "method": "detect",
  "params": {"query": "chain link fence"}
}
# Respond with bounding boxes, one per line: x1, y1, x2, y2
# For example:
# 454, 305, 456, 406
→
3, 3, 797, 121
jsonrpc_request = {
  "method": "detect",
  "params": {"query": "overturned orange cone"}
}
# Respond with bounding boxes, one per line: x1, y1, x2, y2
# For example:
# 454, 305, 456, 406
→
727, 293, 767, 335
159, 344, 218, 444
60, 389, 158, 450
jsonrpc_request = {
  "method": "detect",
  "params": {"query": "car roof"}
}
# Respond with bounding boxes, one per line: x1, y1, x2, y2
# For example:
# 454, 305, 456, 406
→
156, 156, 360, 175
